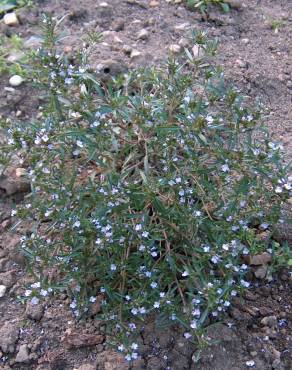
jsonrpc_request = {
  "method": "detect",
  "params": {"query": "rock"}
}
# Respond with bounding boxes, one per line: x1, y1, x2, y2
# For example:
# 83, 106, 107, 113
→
9, 75, 24, 87
0, 175, 30, 196
242, 38, 250, 44
271, 348, 281, 359
225, 0, 242, 9
15, 168, 27, 177
0, 271, 16, 288
111, 19, 125, 31
149, 0, 159, 6
169, 44, 181, 54
96, 350, 129, 370
261, 315, 278, 328
0, 285, 7, 297
272, 359, 285, 370
0, 323, 19, 353
192, 45, 202, 58
130, 49, 141, 59
137, 29, 149, 40
254, 265, 268, 279
249, 252, 272, 266
63, 333, 104, 349
15, 344, 30, 363
94, 59, 128, 81
3, 13, 19, 26
178, 38, 189, 48
74, 364, 96, 370
25, 302, 45, 321
174, 23, 190, 31
235, 59, 247, 69
122, 45, 133, 56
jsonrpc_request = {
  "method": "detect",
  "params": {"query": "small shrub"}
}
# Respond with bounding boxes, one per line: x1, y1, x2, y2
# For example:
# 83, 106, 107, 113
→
2, 16, 291, 359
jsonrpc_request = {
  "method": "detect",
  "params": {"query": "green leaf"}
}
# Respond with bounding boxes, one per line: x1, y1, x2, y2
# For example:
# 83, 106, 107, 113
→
0, 0, 17, 13
221, 3, 230, 13
288, 259, 292, 266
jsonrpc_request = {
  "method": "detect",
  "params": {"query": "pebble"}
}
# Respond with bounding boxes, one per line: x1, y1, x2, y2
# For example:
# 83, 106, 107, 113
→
261, 315, 278, 328
15, 168, 26, 177
0, 285, 6, 298
137, 29, 149, 40
178, 38, 189, 48
74, 364, 95, 370
242, 38, 250, 44
169, 44, 181, 53
122, 45, 133, 55
130, 49, 141, 59
25, 302, 44, 321
272, 359, 284, 370
99, 1, 109, 7
111, 19, 125, 31
3, 12, 19, 26
149, 0, 160, 7
15, 344, 30, 363
235, 59, 247, 69
174, 22, 190, 31
9, 75, 24, 87
192, 45, 201, 58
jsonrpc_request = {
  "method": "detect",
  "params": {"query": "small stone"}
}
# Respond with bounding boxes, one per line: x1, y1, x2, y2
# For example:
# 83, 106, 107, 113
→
74, 364, 95, 370
15, 168, 27, 177
169, 44, 181, 54
174, 23, 190, 31
254, 265, 268, 279
111, 19, 125, 31
242, 38, 250, 44
15, 344, 30, 363
149, 0, 159, 7
192, 45, 201, 58
9, 75, 24, 87
235, 59, 247, 69
137, 29, 149, 40
3, 12, 19, 26
99, 1, 109, 7
0, 285, 7, 297
130, 49, 141, 59
25, 302, 44, 321
250, 351, 258, 357
0, 323, 19, 353
261, 315, 278, 328
246, 360, 255, 367
122, 45, 133, 55
178, 38, 189, 48
271, 348, 281, 359
225, 0, 242, 9
272, 359, 284, 370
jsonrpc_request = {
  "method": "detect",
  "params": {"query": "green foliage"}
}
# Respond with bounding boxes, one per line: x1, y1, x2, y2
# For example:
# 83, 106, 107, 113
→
185, 0, 229, 14
2, 16, 291, 360
0, 0, 32, 14
0, 33, 27, 76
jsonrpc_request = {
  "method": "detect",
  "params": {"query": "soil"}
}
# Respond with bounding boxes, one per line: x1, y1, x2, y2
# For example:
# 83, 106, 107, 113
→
0, 1, 291, 369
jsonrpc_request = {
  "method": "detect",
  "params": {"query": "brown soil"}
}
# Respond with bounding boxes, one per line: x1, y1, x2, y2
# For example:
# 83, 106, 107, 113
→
0, 1, 291, 369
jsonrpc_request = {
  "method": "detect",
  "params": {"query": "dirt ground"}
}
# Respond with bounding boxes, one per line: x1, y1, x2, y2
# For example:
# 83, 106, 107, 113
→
0, 0, 291, 369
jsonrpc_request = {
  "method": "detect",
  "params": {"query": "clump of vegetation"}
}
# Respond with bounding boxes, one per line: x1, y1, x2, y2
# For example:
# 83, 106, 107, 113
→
184, 0, 230, 14
0, 33, 27, 76
2, 15, 291, 360
0, 0, 32, 14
